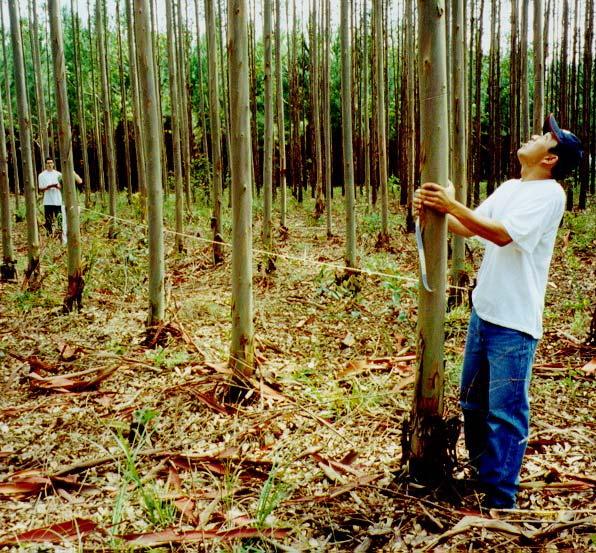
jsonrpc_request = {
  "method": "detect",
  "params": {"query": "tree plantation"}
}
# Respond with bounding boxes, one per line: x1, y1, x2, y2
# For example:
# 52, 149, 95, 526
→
0, 0, 594, 550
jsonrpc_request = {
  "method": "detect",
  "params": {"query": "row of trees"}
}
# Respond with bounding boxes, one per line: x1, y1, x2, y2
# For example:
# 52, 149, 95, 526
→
1, 0, 594, 212
0, 0, 594, 475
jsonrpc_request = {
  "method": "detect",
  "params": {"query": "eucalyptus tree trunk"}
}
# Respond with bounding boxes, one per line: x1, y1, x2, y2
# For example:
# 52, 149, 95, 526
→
341, 0, 356, 269
560, 0, 571, 209
0, 9, 21, 212
487, 0, 498, 196
449, 0, 467, 303
49, 0, 84, 310
125, 0, 147, 213
471, 0, 484, 204
0, 85, 16, 281
228, 0, 254, 378
134, 0, 165, 326
29, 0, 50, 163
275, 0, 287, 230
531, 0, 544, 134
166, 0, 185, 253
194, 0, 210, 157
519, 0, 529, 143
70, 0, 91, 207
407, 0, 450, 481
374, 0, 389, 242
87, 0, 106, 200
509, 0, 519, 174
206, 0, 224, 264
175, 0, 192, 211
248, 5, 259, 194
362, 0, 371, 208
262, 0, 274, 254
150, 0, 168, 202
404, 0, 416, 231
116, 0, 132, 204
8, 0, 40, 285
311, 1, 325, 218
218, 0, 233, 201
289, 0, 303, 202
323, 0, 332, 238
578, 0, 593, 209
96, 0, 118, 230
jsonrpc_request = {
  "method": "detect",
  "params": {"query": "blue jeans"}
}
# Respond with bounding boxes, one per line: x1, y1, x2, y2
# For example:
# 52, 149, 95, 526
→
460, 309, 538, 508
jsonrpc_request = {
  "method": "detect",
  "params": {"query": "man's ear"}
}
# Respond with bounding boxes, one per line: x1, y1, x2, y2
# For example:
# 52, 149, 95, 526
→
541, 153, 558, 169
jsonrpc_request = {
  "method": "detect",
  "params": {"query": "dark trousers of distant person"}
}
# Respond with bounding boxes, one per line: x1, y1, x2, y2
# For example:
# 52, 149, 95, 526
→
44, 205, 62, 236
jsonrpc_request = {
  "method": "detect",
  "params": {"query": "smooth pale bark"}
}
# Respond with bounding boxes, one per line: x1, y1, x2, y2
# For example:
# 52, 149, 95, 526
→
0, 9, 21, 211
405, 0, 415, 231
450, 0, 467, 299
166, 0, 185, 252
133, 0, 165, 326
578, 0, 593, 208
362, 0, 370, 208
532, 0, 543, 134
341, 0, 356, 268
275, 0, 287, 229
520, 0, 529, 142
218, 0, 232, 205
194, 0, 210, 157
409, 0, 449, 480
125, 0, 147, 213
49, 0, 84, 310
29, 0, 50, 162
228, 0, 254, 377
87, 0, 106, 200
206, 0, 224, 264
262, 0, 274, 252
175, 0, 192, 212
8, 0, 40, 283
96, 0, 118, 234
0, 85, 16, 281
323, 0, 332, 237
116, 0, 132, 204
70, 0, 91, 207
374, 0, 389, 240
311, 2, 324, 218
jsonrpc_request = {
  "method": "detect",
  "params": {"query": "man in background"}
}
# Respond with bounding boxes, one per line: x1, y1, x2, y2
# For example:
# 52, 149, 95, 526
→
38, 158, 82, 241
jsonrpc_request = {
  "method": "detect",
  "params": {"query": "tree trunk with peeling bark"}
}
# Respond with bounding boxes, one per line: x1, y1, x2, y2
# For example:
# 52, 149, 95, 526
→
0, 84, 16, 281
275, 0, 287, 231
166, 0, 185, 253
374, 0, 389, 242
206, 0, 224, 264
134, 0, 165, 327
449, 0, 468, 304
228, 0, 254, 379
49, 0, 84, 311
8, 0, 41, 286
341, 0, 356, 269
407, 0, 450, 482
96, 0, 118, 234
262, 0, 274, 256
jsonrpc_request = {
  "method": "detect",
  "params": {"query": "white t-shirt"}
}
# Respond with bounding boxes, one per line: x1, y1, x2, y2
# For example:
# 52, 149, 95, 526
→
38, 169, 63, 206
471, 178, 565, 339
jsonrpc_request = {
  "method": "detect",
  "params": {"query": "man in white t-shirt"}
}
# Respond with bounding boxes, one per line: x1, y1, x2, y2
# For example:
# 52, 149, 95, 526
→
414, 114, 583, 509
38, 158, 82, 239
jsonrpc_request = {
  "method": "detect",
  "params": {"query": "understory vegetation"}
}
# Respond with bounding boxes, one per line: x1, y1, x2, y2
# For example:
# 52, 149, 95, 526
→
0, 192, 594, 551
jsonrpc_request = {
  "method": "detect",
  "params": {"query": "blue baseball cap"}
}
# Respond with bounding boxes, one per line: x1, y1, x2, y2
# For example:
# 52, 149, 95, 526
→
543, 113, 583, 178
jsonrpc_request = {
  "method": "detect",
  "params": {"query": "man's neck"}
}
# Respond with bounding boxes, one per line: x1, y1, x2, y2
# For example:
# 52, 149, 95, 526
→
519, 164, 552, 181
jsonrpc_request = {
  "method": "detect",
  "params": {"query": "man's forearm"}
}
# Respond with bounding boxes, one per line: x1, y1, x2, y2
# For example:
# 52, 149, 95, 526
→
449, 203, 512, 246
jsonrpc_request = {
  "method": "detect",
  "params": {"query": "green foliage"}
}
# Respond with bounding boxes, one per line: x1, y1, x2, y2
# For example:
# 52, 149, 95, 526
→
255, 464, 288, 529
111, 409, 175, 541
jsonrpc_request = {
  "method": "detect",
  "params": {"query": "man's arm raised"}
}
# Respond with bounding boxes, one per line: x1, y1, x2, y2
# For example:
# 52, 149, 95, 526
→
417, 182, 512, 247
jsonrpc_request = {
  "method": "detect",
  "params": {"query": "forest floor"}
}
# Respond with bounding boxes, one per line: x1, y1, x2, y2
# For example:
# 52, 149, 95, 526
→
0, 191, 594, 552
